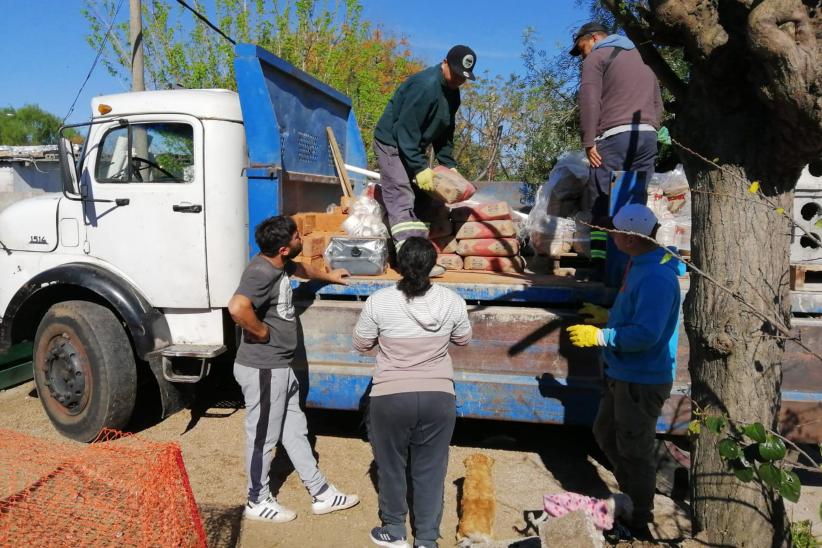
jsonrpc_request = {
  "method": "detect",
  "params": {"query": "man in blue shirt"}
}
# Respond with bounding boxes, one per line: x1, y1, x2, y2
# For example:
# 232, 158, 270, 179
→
567, 204, 681, 540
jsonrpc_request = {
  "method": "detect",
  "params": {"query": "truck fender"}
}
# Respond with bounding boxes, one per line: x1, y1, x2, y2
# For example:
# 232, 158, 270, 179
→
0, 263, 171, 360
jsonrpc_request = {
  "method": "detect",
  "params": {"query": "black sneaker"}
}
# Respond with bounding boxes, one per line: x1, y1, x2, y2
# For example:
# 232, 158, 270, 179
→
370, 526, 409, 548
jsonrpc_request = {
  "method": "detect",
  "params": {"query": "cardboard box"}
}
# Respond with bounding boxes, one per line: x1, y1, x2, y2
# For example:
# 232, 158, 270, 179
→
302, 232, 334, 257
293, 213, 316, 236
314, 213, 349, 232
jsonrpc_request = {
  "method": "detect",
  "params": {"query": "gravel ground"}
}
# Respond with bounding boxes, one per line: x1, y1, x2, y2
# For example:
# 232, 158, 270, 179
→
0, 375, 818, 547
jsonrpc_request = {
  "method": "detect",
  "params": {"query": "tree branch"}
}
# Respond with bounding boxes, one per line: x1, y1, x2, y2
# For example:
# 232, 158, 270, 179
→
600, 0, 688, 101
650, 0, 729, 61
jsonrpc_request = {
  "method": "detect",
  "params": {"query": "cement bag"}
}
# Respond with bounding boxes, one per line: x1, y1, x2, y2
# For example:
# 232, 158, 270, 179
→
463, 256, 526, 273
455, 220, 517, 240
529, 215, 576, 257
431, 235, 458, 254
425, 165, 476, 204
450, 201, 511, 222
436, 254, 463, 270
456, 238, 519, 257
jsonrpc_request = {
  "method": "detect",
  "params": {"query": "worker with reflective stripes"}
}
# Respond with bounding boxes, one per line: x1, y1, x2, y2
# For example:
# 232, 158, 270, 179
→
373, 45, 476, 263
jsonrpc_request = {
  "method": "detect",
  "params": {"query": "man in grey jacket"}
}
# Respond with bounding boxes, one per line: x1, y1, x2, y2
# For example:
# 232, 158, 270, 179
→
571, 22, 663, 278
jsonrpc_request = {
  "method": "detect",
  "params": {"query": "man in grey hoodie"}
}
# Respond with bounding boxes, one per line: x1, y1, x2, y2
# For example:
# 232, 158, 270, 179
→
570, 22, 663, 278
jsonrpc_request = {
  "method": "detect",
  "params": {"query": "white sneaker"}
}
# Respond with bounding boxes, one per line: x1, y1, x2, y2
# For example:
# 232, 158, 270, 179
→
243, 495, 297, 523
311, 483, 360, 515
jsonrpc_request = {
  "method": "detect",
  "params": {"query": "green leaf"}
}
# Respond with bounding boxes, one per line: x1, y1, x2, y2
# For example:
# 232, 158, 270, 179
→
815, 219, 822, 229
748, 181, 760, 193
742, 423, 767, 443
688, 420, 701, 435
733, 464, 755, 482
775, 207, 785, 215
705, 415, 727, 434
758, 435, 787, 461
779, 469, 801, 503
758, 462, 781, 489
718, 438, 743, 460
660, 252, 672, 265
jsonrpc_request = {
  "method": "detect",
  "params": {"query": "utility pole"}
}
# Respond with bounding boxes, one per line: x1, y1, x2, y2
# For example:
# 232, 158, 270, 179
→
129, 0, 145, 92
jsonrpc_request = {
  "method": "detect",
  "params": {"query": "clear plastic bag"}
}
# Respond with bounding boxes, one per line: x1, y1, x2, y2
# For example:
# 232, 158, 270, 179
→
525, 151, 590, 257
648, 164, 691, 251
342, 195, 389, 238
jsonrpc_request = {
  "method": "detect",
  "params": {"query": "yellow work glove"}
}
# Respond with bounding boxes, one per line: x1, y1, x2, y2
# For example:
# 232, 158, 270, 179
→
578, 302, 609, 325
415, 168, 435, 192
567, 324, 604, 348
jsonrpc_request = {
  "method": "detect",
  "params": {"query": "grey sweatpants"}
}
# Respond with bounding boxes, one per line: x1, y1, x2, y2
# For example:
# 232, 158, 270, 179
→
373, 139, 429, 247
234, 363, 327, 503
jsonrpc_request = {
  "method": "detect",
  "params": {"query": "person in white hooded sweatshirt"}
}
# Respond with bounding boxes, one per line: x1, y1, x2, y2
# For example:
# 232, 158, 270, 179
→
354, 237, 472, 548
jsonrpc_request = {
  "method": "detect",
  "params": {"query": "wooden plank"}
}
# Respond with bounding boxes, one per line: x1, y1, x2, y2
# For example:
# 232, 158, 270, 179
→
326, 127, 354, 198
791, 264, 822, 291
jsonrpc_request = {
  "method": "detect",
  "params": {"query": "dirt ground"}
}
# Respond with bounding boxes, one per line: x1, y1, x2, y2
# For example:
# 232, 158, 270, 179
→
0, 377, 819, 548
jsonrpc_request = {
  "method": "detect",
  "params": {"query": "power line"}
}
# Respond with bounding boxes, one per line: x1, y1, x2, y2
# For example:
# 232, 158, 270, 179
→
175, 0, 236, 46
62, 0, 126, 125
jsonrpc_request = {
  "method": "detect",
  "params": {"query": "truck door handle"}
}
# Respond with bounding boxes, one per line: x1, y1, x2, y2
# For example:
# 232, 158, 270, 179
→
172, 204, 202, 213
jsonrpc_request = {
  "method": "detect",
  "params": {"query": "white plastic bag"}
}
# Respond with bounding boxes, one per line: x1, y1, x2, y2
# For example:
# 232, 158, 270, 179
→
648, 164, 691, 251
342, 195, 389, 238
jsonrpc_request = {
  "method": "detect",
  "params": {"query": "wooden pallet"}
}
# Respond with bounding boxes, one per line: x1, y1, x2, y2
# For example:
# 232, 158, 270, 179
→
790, 264, 822, 291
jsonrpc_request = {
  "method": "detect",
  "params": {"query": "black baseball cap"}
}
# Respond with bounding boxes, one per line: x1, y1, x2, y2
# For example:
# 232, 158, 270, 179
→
570, 22, 609, 56
446, 45, 477, 81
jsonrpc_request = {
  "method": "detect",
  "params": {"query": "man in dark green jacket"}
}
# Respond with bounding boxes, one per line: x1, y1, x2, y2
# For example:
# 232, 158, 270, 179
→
373, 45, 476, 254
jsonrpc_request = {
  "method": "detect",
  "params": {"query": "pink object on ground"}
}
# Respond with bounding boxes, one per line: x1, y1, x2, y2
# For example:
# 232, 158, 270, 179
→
543, 492, 615, 530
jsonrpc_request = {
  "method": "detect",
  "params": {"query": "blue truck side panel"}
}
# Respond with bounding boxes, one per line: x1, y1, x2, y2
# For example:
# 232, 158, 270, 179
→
234, 43, 367, 256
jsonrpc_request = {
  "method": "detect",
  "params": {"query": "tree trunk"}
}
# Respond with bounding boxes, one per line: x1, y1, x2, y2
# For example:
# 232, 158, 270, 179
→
679, 87, 799, 547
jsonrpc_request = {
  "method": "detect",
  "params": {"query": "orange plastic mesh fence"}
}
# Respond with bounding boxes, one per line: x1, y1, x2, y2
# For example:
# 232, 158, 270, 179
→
0, 429, 206, 547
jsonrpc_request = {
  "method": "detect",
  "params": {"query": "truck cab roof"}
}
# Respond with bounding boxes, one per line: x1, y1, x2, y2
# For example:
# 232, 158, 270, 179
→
91, 89, 242, 122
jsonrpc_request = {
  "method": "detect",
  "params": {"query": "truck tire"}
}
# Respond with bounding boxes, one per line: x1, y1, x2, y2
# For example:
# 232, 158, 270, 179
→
32, 301, 137, 442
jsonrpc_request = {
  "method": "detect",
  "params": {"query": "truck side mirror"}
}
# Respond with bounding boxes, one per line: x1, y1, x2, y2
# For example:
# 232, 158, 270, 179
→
57, 132, 80, 196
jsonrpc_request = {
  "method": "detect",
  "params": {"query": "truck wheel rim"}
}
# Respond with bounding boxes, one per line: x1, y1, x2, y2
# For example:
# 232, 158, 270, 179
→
42, 335, 88, 416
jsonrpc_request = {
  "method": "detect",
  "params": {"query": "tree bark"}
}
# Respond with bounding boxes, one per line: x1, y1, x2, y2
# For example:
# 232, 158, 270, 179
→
678, 77, 798, 546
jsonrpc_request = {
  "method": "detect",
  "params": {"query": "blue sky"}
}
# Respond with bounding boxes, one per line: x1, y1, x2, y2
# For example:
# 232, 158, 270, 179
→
0, 1, 585, 124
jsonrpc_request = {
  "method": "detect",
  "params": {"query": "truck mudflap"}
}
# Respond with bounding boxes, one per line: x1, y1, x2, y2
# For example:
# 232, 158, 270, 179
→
295, 300, 822, 443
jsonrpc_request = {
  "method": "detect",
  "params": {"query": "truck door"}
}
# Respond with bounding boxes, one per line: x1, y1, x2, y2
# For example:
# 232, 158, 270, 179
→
82, 115, 209, 307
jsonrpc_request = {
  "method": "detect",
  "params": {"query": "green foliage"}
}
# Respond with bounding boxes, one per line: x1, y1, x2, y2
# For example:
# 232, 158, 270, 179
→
83, 0, 422, 167
695, 415, 813, 509
742, 422, 767, 443
791, 520, 819, 548
704, 414, 727, 434
0, 105, 76, 145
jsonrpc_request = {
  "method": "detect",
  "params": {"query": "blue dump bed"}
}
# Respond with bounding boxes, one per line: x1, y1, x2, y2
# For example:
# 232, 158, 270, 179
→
233, 44, 822, 442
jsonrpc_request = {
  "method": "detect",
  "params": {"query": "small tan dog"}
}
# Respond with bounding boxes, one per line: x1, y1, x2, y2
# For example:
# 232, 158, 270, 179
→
457, 453, 496, 546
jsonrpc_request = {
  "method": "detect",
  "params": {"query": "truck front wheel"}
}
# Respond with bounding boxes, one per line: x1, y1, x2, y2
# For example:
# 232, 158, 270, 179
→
33, 301, 137, 442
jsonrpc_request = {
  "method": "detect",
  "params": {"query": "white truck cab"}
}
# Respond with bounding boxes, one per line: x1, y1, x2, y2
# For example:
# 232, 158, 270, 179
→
0, 89, 250, 441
